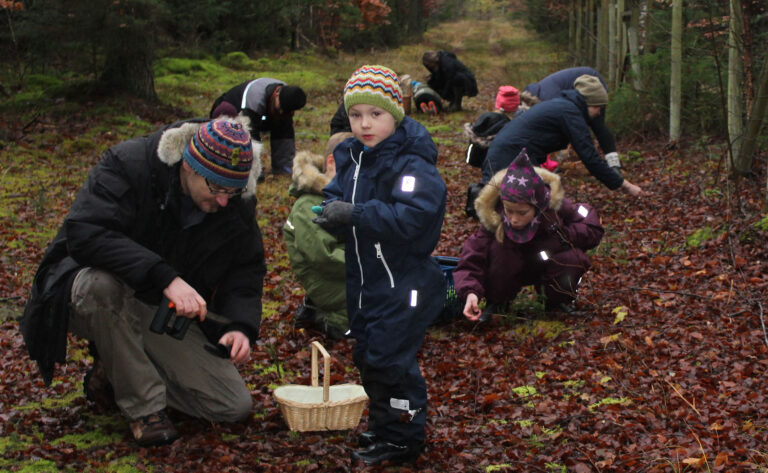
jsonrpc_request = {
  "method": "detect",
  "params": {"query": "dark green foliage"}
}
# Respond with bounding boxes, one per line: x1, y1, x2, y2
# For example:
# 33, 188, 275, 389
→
1, 0, 428, 98
522, 0, 569, 45
606, 2, 728, 140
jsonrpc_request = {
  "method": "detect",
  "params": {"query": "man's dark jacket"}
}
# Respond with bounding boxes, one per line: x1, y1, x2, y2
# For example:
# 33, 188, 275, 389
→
20, 119, 266, 385
482, 89, 623, 190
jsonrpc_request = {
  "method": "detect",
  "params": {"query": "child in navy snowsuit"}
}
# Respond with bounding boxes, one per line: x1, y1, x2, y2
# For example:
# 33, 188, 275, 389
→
313, 65, 447, 466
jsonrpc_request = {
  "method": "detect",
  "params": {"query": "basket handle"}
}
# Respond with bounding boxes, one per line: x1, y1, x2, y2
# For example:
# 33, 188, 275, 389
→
310, 341, 331, 403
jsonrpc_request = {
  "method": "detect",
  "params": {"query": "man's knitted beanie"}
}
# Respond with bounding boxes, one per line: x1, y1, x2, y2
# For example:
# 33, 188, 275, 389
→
182, 119, 253, 189
279, 85, 307, 113
574, 74, 608, 106
343, 65, 405, 125
495, 85, 520, 113
499, 149, 551, 243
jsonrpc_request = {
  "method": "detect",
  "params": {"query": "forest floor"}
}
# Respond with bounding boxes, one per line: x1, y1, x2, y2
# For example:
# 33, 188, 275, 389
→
1, 17, 768, 473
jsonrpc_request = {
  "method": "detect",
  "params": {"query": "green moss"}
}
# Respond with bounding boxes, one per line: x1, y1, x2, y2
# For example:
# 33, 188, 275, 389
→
1, 458, 60, 472
588, 397, 631, 411
510, 320, 567, 340
486, 464, 514, 472
754, 215, 768, 231
221, 52, 255, 70
545, 463, 567, 472
14, 388, 82, 411
563, 380, 585, 389
512, 385, 538, 398
425, 124, 454, 133
52, 429, 123, 449
0, 432, 38, 455
87, 455, 152, 473
686, 226, 720, 248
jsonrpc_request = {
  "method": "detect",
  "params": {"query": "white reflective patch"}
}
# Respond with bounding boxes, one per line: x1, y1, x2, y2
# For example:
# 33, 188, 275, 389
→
285, 219, 294, 230
410, 290, 418, 307
401, 175, 416, 192
390, 398, 410, 411
539, 251, 549, 261
577, 205, 589, 217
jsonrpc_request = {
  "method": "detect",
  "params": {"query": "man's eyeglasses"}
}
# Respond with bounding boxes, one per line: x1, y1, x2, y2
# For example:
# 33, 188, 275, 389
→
205, 178, 244, 196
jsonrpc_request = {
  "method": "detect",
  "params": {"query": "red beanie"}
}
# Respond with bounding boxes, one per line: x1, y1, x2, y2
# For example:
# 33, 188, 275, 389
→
495, 85, 520, 113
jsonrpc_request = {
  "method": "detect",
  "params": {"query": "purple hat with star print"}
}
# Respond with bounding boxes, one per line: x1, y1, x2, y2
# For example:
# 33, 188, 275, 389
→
499, 149, 551, 243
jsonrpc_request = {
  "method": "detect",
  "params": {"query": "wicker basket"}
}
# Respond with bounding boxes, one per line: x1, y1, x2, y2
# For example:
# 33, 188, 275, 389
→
273, 341, 368, 432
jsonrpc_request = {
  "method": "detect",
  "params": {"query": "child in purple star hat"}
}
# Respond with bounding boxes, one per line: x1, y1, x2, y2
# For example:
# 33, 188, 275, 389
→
453, 149, 605, 320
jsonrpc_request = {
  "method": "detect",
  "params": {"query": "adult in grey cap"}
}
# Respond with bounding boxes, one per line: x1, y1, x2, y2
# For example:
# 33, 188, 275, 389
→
520, 67, 622, 170
210, 78, 307, 175
483, 75, 643, 196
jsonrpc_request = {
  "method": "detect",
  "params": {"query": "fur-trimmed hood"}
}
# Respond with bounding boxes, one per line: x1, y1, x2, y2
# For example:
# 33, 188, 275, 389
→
155, 116, 263, 197
475, 166, 565, 238
290, 150, 330, 196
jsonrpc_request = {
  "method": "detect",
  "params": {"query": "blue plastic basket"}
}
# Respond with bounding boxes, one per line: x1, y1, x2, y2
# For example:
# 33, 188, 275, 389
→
433, 256, 462, 324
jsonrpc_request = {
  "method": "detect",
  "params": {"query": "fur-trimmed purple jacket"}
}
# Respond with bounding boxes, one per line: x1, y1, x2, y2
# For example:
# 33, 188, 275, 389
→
454, 167, 604, 304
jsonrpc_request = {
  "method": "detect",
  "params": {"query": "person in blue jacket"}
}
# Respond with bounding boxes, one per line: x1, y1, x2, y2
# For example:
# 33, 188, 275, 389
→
483, 75, 643, 197
520, 67, 621, 169
313, 65, 446, 466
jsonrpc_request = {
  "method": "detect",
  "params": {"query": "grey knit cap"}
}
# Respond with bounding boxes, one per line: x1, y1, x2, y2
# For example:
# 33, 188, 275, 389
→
574, 75, 608, 106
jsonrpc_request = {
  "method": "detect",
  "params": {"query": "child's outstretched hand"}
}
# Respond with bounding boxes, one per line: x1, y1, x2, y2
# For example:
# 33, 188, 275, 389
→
463, 293, 482, 321
312, 201, 355, 231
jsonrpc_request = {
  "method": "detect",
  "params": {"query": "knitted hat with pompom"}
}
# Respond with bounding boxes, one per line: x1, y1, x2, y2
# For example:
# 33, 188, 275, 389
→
182, 119, 253, 189
343, 65, 405, 125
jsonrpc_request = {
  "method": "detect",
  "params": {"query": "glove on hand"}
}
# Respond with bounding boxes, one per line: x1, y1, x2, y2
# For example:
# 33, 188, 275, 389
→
312, 201, 355, 230
605, 152, 621, 169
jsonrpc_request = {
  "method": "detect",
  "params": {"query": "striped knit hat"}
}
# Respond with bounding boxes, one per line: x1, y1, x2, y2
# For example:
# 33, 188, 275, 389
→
182, 119, 253, 189
343, 65, 404, 124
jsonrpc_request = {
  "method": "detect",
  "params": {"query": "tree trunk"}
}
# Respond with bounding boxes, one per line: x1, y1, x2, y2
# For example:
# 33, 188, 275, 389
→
100, 27, 157, 101
569, 0, 576, 62
627, 0, 642, 90
727, 0, 746, 171
608, 0, 616, 86
617, 0, 627, 88
597, 0, 608, 73
588, 0, 596, 64
669, 0, 683, 142
737, 60, 768, 174
575, 0, 583, 63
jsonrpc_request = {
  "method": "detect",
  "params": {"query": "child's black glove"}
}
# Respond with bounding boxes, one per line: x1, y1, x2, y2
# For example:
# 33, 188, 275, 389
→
312, 201, 355, 230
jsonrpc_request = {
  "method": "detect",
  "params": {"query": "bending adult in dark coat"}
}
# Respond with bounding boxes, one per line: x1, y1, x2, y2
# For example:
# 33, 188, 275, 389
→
20, 117, 266, 446
521, 67, 618, 166
210, 78, 306, 174
482, 89, 643, 196
422, 50, 478, 111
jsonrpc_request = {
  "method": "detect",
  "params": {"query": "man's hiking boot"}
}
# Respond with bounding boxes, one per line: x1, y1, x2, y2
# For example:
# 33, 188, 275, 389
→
129, 410, 179, 447
84, 358, 118, 412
